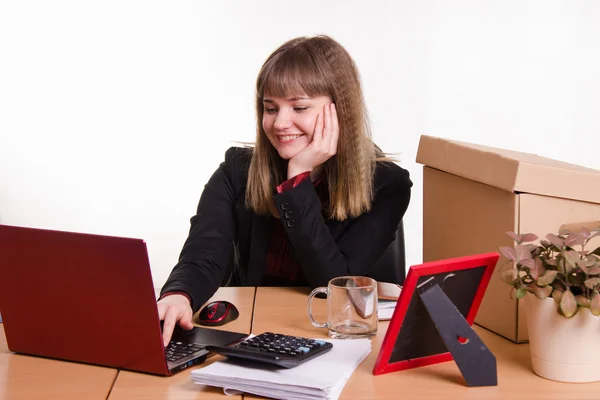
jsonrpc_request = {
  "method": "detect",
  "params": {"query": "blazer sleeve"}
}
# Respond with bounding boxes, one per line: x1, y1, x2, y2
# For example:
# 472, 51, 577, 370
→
273, 162, 412, 288
160, 147, 243, 312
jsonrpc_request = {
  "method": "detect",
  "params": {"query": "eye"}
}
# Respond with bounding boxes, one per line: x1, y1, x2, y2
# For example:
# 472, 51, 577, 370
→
293, 107, 308, 112
264, 107, 277, 114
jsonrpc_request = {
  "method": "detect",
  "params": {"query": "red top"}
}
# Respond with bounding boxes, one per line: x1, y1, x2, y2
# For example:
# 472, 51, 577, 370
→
263, 171, 313, 285
275, 171, 311, 194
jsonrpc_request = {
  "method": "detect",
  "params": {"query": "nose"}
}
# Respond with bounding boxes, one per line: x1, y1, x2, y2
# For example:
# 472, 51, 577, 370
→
273, 109, 293, 130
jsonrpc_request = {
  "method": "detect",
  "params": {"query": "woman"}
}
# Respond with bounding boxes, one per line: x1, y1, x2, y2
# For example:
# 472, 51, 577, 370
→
158, 35, 412, 345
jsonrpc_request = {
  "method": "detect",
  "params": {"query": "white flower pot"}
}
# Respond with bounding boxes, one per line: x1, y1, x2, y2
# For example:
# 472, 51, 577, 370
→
524, 293, 600, 383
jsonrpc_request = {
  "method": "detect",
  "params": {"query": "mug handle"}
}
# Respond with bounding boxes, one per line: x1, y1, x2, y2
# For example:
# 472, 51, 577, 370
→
307, 287, 328, 328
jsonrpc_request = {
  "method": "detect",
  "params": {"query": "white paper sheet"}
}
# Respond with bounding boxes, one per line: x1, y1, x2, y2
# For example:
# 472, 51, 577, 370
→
191, 338, 371, 400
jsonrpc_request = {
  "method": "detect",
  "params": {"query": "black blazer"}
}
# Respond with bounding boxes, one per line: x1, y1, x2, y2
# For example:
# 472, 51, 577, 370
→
161, 147, 412, 312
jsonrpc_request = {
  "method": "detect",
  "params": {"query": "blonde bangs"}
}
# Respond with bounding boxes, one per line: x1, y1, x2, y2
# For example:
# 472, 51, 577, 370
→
258, 47, 332, 99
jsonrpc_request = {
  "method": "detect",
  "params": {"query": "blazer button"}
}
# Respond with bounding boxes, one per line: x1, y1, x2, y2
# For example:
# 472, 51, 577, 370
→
284, 210, 293, 219
286, 219, 296, 228
280, 202, 290, 211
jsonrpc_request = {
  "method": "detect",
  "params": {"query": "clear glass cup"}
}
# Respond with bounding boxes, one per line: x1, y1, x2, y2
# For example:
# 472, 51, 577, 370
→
307, 276, 378, 339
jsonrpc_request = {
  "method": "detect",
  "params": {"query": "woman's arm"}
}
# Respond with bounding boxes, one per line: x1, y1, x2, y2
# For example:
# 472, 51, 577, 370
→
160, 148, 243, 312
273, 162, 412, 288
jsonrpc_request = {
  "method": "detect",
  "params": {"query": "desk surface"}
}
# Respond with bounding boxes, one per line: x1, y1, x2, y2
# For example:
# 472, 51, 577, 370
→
3, 286, 600, 400
249, 287, 600, 400
108, 287, 256, 400
0, 324, 117, 400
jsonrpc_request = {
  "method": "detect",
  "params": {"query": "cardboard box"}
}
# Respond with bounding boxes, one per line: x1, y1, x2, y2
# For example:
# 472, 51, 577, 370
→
416, 135, 600, 342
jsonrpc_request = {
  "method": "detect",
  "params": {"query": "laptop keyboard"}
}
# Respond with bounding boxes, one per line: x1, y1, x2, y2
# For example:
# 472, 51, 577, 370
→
165, 341, 204, 362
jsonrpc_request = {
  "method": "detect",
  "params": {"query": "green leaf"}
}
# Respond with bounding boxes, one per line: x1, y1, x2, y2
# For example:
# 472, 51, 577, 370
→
519, 258, 535, 269
578, 258, 596, 270
557, 303, 579, 318
546, 233, 565, 249
528, 258, 544, 280
552, 288, 564, 303
531, 246, 544, 257
588, 266, 600, 275
521, 233, 539, 243
506, 232, 538, 244
560, 290, 577, 318
590, 293, 600, 316
537, 270, 558, 286
564, 250, 580, 272
515, 245, 532, 263
565, 233, 585, 247
506, 231, 521, 244
499, 263, 518, 283
515, 288, 527, 299
576, 295, 590, 308
584, 277, 600, 290
557, 258, 566, 274
530, 285, 553, 300
500, 246, 517, 261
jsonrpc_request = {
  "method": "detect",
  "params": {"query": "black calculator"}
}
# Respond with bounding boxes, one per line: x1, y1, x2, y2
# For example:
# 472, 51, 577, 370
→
206, 332, 333, 368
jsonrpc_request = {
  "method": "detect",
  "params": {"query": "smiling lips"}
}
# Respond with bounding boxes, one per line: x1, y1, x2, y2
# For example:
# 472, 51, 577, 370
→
278, 134, 304, 143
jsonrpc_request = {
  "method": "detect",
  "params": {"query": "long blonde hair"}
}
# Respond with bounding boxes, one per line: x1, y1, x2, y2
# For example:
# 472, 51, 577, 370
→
246, 35, 383, 221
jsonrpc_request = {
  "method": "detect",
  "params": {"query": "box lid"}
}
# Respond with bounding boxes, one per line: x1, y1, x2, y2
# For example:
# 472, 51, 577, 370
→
416, 135, 600, 204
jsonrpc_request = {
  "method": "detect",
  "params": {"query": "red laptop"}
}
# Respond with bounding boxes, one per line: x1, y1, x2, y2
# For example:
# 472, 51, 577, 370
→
0, 224, 247, 376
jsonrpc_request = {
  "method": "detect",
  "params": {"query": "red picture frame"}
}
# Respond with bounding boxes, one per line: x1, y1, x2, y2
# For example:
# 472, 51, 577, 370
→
373, 252, 499, 375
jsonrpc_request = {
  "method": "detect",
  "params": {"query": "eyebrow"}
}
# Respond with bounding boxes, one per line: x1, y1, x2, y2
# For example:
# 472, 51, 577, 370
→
263, 96, 310, 103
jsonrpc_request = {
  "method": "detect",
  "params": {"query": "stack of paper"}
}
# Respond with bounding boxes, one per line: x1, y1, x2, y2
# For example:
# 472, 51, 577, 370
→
377, 282, 401, 321
377, 299, 398, 321
191, 338, 371, 400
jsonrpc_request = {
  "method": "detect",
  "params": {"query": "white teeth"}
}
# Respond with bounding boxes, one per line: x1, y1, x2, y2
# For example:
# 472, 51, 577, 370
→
279, 135, 302, 141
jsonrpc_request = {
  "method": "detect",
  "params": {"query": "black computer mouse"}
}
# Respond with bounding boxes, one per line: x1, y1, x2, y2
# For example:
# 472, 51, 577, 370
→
198, 300, 239, 326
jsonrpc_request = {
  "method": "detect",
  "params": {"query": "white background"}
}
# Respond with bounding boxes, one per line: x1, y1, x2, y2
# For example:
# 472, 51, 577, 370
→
1, 1, 599, 288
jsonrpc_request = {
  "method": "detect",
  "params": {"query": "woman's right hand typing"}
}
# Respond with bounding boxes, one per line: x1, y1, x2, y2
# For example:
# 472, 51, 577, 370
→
157, 294, 194, 347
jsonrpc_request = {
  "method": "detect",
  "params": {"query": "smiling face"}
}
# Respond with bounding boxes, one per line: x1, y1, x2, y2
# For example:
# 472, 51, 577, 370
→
262, 94, 332, 160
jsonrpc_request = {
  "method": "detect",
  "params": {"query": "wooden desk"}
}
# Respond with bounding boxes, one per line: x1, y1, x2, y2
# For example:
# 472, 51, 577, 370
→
249, 287, 600, 400
8, 286, 598, 400
0, 324, 117, 400
108, 287, 256, 400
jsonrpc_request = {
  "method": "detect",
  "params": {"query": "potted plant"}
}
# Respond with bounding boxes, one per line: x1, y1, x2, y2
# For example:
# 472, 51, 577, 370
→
500, 224, 600, 383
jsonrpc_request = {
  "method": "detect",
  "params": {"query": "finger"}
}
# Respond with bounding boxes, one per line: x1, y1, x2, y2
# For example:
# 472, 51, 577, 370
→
322, 103, 331, 146
162, 308, 177, 347
329, 103, 339, 154
324, 103, 335, 149
157, 302, 166, 321
179, 308, 194, 330
312, 112, 323, 147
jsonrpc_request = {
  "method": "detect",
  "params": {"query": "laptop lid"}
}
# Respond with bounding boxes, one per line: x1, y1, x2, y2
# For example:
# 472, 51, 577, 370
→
0, 224, 246, 376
